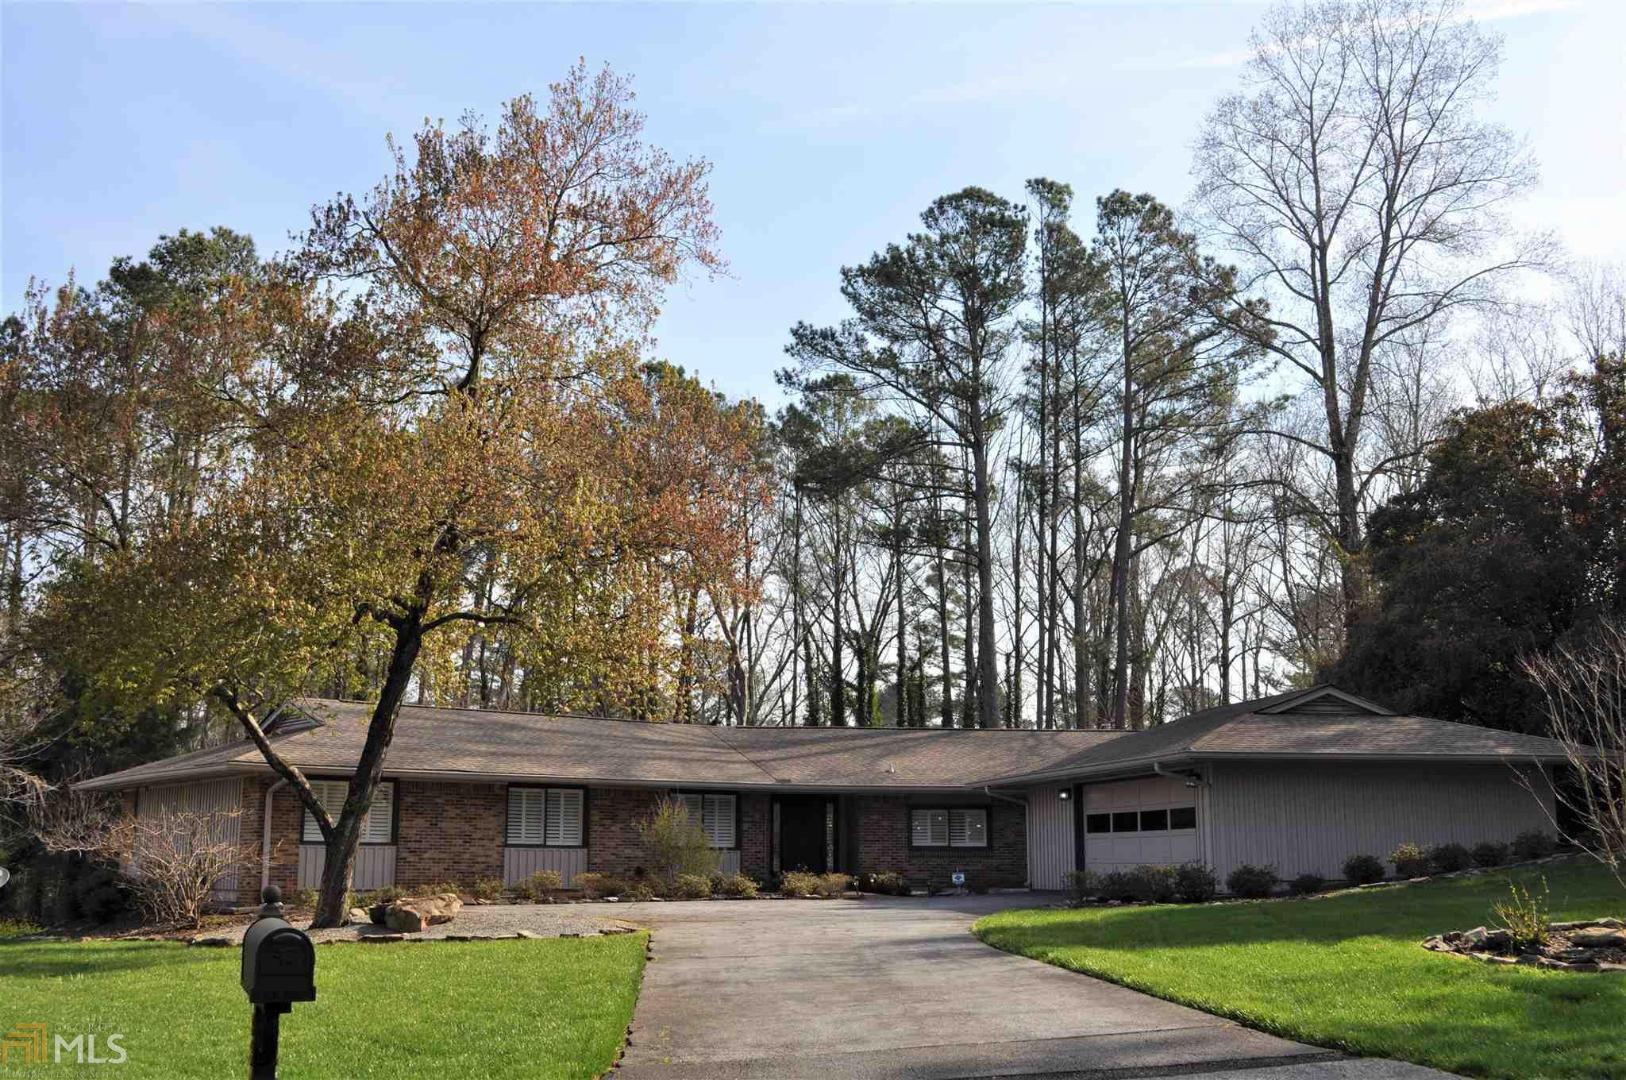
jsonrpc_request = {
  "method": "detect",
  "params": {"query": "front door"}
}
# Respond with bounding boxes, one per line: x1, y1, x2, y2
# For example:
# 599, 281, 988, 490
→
777, 798, 831, 873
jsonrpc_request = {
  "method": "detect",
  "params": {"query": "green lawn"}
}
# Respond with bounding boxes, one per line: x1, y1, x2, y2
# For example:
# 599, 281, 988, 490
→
975, 859, 1626, 1080
0, 933, 646, 1078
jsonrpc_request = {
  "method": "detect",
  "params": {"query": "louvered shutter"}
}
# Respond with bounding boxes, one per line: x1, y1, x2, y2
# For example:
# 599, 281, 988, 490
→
950, 808, 987, 848
302, 781, 347, 842
911, 809, 948, 847
703, 794, 735, 848
545, 789, 584, 846
361, 782, 394, 844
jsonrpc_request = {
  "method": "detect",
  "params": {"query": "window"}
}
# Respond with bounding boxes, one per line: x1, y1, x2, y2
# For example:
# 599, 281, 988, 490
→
675, 793, 736, 849
506, 787, 585, 847
1169, 806, 1197, 830
1111, 811, 1140, 833
1139, 809, 1169, 832
910, 808, 988, 848
1085, 813, 1111, 834
302, 779, 394, 844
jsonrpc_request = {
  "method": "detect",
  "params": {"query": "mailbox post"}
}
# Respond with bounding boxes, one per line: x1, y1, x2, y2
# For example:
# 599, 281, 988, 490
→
241, 886, 315, 1080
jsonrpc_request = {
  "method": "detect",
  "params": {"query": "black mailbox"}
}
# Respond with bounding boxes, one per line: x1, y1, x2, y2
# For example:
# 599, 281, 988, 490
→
241, 914, 316, 1005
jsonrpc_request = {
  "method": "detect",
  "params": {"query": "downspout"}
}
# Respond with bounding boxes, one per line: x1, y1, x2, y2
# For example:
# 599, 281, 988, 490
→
262, 779, 288, 893
983, 786, 1031, 888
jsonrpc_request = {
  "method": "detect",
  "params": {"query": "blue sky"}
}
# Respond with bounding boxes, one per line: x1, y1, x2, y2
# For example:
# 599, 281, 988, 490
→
4, 1, 1622, 407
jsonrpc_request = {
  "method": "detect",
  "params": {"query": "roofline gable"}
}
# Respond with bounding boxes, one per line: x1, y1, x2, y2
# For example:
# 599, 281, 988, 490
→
1255, 686, 1395, 716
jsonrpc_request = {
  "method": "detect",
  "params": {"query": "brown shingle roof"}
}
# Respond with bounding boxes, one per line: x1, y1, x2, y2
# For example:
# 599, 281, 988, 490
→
75, 699, 1125, 792
75, 686, 1572, 794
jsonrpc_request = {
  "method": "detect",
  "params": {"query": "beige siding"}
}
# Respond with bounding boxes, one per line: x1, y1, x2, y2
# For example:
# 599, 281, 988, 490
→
1025, 784, 1075, 890
297, 844, 396, 890
136, 778, 244, 903
1206, 761, 1555, 882
502, 846, 589, 886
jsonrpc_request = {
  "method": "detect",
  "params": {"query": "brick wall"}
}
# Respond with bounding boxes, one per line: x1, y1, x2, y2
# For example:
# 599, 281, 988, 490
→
395, 781, 506, 888
237, 776, 302, 907
740, 793, 771, 880
850, 796, 1026, 891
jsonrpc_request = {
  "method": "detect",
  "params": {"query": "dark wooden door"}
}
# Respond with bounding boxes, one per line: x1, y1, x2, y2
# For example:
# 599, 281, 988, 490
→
778, 799, 828, 873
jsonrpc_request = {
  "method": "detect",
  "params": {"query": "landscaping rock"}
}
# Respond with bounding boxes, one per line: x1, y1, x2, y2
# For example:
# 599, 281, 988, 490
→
348, 907, 369, 923
189, 936, 233, 947
1572, 928, 1626, 948
362, 932, 405, 942
384, 893, 463, 934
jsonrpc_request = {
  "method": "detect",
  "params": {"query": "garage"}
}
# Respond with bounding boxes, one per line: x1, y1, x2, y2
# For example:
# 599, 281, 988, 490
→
1081, 775, 1199, 872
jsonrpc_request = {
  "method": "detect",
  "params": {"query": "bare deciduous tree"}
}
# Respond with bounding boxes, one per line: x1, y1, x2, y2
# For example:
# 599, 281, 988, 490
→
1195, 0, 1544, 629
1524, 622, 1626, 891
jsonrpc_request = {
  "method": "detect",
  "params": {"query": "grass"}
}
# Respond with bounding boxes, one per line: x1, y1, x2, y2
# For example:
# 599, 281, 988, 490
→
0, 932, 646, 1078
974, 858, 1625, 1079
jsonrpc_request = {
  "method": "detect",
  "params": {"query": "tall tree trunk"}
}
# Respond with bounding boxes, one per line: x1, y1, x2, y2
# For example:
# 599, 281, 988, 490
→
1108, 334, 1135, 728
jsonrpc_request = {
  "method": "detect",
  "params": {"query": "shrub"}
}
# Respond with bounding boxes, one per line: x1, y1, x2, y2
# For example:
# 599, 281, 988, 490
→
1427, 842, 1473, 874
1511, 829, 1556, 862
1122, 865, 1177, 904
1095, 870, 1137, 903
778, 871, 821, 897
511, 870, 563, 902
1390, 842, 1430, 878
418, 881, 461, 897
69, 861, 130, 924
1472, 841, 1509, 868
672, 873, 713, 899
471, 877, 505, 902
1492, 876, 1551, 951
637, 799, 720, 885
0, 918, 42, 939
817, 873, 852, 897
1172, 863, 1218, 903
621, 879, 656, 902
1288, 873, 1327, 896
572, 872, 626, 899
715, 873, 759, 898
1226, 864, 1277, 898
1063, 869, 1098, 905
363, 884, 406, 905
1342, 854, 1386, 885
859, 871, 908, 896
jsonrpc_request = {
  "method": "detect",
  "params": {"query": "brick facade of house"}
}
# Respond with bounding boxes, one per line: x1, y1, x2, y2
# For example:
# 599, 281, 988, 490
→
236, 779, 791, 906
848, 796, 1027, 891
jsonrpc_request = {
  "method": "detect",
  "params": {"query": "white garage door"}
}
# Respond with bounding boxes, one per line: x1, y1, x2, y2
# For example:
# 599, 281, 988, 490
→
1082, 776, 1198, 871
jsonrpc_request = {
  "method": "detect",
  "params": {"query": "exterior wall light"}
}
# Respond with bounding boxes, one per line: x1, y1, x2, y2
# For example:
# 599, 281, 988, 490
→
1057, 789, 1071, 801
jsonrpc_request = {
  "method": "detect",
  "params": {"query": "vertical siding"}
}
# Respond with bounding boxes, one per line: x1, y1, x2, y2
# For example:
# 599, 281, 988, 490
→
1025, 785, 1074, 890
501, 847, 589, 886
136, 778, 244, 903
297, 844, 397, 890
1207, 761, 1556, 882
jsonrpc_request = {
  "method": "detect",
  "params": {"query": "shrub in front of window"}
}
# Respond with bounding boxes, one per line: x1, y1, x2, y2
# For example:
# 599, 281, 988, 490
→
512, 870, 563, 902
1288, 873, 1326, 896
1173, 863, 1218, 903
573, 872, 627, 900
1342, 854, 1385, 885
1226, 864, 1277, 898
638, 799, 721, 885
1063, 869, 1098, 905
1471, 841, 1510, 868
1427, 842, 1473, 874
1511, 829, 1556, 861
1390, 842, 1429, 877
621, 878, 657, 902
715, 873, 759, 898
672, 873, 712, 899
778, 871, 821, 898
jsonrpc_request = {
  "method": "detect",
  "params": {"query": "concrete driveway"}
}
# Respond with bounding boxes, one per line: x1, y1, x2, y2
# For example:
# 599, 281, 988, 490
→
610, 894, 1450, 1080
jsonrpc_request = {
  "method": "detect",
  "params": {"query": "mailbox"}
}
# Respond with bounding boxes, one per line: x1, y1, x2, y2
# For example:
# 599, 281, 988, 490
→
242, 908, 316, 1006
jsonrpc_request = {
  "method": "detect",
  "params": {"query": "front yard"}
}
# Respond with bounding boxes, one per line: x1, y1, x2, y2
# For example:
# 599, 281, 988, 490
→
0, 932, 645, 1078
975, 858, 1625, 1079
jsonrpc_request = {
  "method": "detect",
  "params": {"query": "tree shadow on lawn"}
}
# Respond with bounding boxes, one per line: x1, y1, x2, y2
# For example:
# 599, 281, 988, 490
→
0, 939, 225, 980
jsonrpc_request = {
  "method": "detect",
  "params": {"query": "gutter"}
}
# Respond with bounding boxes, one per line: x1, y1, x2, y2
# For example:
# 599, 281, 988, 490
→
982, 785, 1027, 807
262, 779, 288, 893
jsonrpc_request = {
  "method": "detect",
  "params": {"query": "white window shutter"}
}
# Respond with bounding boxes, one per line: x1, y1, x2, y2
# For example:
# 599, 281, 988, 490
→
303, 781, 346, 842
912, 809, 948, 847
948, 809, 968, 847
546, 789, 584, 846
705, 794, 735, 848
952, 809, 987, 848
362, 782, 394, 844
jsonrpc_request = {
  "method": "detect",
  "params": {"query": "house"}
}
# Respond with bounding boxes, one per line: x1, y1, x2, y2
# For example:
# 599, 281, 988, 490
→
74, 686, 1571, 906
